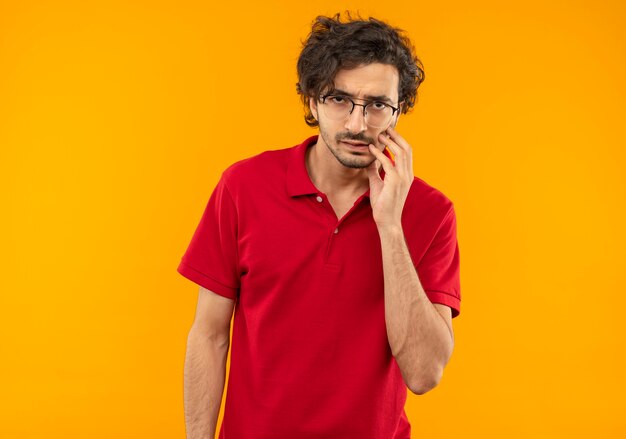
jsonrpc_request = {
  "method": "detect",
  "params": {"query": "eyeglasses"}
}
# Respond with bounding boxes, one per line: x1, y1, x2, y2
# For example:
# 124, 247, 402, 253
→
320, 94, 400, 128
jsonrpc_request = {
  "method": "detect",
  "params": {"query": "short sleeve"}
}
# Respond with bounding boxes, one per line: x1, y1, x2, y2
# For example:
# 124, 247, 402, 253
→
417, 204, 461, 317
177, 174, 240, 300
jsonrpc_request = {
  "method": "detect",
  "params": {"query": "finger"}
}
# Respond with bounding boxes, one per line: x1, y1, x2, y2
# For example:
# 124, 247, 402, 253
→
378, 132, 403, 159
378, 132, 409, 175
385, 129, 413, 175
366, 159, 382, 184
368, 144, 395, 175
386, 126, 412, 154
385, 128, 414, 174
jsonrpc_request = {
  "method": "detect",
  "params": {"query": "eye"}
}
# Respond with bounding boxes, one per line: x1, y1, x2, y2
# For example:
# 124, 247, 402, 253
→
330, 96, 346, 104
370, 101, 388, 111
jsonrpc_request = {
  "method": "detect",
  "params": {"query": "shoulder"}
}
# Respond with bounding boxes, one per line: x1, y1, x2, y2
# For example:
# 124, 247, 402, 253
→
219, 144, 296, 191
407, 175, 454, 215
402, 175, 456, 236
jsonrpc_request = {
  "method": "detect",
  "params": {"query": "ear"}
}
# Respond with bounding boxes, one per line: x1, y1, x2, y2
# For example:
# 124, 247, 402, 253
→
309, 96, 318, 120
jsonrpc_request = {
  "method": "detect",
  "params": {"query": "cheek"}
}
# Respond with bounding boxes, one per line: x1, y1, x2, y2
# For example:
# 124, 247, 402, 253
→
372, 129, 386, 148
372, 118, 396, 147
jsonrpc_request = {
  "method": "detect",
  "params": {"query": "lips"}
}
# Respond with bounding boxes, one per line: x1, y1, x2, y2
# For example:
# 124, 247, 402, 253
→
341, 140, 369, 147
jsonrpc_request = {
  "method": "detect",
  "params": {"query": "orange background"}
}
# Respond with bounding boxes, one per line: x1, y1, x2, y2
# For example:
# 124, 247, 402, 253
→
1, 0, 625, 437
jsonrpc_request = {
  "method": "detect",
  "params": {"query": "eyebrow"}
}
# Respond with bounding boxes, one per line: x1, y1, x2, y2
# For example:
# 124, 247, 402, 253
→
331, 88, 395, 105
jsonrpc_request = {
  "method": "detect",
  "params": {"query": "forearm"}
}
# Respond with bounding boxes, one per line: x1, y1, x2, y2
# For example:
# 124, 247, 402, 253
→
378, 225, 454, 394
184, 329, 230, 439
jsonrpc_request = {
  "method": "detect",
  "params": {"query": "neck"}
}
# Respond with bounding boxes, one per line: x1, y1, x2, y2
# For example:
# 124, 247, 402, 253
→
305, 136, 378, 197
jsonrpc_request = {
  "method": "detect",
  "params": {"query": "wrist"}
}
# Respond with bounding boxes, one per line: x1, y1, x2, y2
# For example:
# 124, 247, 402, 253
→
376, 221, 404, 237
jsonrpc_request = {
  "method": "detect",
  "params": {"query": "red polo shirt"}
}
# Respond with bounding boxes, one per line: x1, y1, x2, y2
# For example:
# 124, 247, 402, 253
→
177, 135, 461, 439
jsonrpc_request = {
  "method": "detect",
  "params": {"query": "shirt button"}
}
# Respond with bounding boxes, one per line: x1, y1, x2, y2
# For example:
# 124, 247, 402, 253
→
316, 195, 323, 203
334, 228, 339, 234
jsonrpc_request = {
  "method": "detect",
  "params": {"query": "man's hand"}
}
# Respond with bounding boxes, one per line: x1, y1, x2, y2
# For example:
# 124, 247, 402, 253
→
366, 126, 414, 230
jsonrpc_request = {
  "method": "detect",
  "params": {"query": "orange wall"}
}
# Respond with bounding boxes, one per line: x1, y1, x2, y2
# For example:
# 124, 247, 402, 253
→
1, 0, 625, 437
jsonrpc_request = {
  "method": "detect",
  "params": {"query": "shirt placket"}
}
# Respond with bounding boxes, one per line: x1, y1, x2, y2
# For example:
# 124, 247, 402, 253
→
312, 192, 369, 269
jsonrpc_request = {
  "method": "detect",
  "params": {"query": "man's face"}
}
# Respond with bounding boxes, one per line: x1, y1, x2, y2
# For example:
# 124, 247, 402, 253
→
309, 63, 403, 169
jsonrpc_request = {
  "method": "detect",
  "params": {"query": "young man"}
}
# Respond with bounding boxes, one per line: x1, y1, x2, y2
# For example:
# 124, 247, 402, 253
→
178, 13, 461, 439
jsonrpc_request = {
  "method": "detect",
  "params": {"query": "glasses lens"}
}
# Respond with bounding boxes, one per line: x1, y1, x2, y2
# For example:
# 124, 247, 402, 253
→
322, 96, 393, 128
322, 96, 352, 120
364, 103, 393, 128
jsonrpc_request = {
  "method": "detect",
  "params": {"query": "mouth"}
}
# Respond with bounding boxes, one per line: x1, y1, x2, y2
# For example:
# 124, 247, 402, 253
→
341, 140, 370, 149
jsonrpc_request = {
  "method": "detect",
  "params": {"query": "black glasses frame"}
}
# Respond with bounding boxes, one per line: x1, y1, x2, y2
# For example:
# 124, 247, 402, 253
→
320, 94, 401, 118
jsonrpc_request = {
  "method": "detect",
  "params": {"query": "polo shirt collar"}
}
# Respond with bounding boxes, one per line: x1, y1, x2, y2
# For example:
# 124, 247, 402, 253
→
286, 135, 393, 198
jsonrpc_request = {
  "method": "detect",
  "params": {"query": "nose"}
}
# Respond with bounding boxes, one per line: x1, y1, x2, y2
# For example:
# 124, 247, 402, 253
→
343, 105, 368, 133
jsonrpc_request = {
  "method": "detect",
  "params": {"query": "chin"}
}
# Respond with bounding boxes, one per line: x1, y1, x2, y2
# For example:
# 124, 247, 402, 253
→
336, 152, 374, 169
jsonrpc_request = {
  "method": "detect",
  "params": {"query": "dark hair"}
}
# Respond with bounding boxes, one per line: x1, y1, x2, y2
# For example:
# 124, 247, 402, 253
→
296, 12, 425, 127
